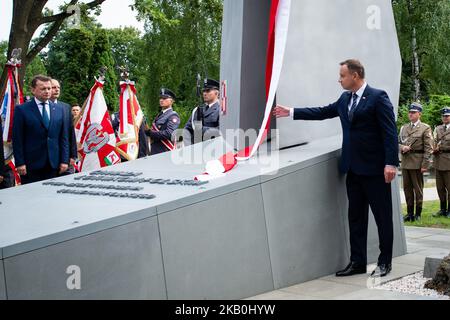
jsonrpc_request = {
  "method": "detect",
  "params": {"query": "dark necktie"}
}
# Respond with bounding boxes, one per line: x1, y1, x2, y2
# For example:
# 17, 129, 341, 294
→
348, 93, 358, 122
41, 102, 50, 129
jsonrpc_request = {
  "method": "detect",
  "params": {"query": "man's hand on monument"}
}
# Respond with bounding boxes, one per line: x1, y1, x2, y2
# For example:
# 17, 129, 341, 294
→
273, 105, 291, 118
384, 165, 397, 184
17, 165, 27, 176
70, 158, 76, 166
59, 163, 69, 174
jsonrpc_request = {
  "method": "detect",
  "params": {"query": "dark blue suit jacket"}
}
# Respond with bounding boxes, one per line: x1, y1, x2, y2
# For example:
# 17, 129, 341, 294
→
13, 99, 69, 170
57, 100, 78, 160
293, 85, 399, 176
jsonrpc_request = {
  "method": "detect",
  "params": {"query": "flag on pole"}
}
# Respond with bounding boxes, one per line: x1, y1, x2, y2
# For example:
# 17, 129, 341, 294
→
75, 79, 121, 172
115, 81, 144, 161
1, 56, 24, 185
195, 0, 292, 181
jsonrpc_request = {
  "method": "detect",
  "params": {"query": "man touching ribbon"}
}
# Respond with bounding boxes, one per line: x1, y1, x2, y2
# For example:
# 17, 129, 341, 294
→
273, 59, 399, 278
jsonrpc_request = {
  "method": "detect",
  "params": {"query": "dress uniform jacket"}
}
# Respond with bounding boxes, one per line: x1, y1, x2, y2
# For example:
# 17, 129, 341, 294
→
184, 101, 220, 141
434, 125, 450, 171
147, 109, 180, 155
399, 122, 433, 170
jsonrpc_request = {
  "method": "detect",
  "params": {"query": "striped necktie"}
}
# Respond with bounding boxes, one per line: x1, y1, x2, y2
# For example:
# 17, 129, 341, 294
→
348, 93, 358, 122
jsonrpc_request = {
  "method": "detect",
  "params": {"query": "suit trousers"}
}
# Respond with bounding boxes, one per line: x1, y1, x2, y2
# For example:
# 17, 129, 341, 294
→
20, 162, 58, 185
435, 169, 450, 206
346, 171, 394, 266
0, 164, 15, 189
402, 169, 424, 209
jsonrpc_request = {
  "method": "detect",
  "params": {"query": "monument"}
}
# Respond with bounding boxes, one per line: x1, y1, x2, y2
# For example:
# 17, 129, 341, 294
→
0, 0, 406, 299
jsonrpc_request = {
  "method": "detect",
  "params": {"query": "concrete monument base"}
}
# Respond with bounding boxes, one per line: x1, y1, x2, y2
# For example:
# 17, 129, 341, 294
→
0, 137, 406, 299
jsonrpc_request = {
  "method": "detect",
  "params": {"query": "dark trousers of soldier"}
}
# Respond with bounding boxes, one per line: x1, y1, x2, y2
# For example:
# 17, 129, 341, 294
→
402, 169, 424, 215
436, 169, 450, 210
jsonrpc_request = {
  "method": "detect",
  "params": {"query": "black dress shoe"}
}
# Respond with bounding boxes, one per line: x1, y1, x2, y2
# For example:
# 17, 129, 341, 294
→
336, 262, 367, 277
370, 264, 392, 277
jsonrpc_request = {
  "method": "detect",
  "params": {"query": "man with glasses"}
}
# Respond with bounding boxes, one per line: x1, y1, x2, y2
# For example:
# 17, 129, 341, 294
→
432, 107, 450, 218
398, 102, 433, 222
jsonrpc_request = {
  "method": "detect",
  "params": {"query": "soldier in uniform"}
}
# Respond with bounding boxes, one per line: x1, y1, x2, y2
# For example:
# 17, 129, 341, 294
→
145, 88, 180, 156
184, 78, 221, 145
399, 102, 433, 222
432, 107, 450, 218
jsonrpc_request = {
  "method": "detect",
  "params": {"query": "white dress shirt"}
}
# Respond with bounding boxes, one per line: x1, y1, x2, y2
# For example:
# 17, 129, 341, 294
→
35, 97, 51, 121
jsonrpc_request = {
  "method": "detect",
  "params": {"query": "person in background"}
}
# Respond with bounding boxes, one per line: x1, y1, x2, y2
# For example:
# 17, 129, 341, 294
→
432, 107, 450, 219
146, 88, 180, 155
398, 102, 433, 222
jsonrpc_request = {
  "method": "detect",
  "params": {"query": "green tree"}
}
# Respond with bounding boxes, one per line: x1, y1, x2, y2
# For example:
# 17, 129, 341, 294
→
89, 29, 119, 111
1, 0, 106, 94
46, 28, 96, 106
107, 27, 146, 111
393, 0, 450, 103
1, 40, 47, 98
132, 0, 223, 124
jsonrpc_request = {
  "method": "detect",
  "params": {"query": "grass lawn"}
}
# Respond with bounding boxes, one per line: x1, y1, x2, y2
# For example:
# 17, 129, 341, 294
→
402, 200, 450, 229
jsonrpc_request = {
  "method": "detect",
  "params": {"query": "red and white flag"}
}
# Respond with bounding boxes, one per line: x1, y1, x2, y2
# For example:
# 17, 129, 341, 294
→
115, 81, 144, 160
1, 62, 24, 185
75, 79, 120, 172
196, 0, 291, 181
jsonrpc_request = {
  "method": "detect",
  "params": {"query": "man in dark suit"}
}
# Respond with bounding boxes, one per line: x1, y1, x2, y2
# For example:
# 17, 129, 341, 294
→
51, 79, 78, 174
274, 59, 399, 277
13, 75, 69, 184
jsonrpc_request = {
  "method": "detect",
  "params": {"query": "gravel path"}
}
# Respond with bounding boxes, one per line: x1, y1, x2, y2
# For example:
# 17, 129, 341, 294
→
375, 272, 449, 300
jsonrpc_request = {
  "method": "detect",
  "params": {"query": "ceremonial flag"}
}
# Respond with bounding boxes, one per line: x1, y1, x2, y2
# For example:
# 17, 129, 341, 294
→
1, 61, 24, 185
1, 64, 23, 152
195, 0, 291, 181
115, 81, 144, 160
75, 79, 120, 172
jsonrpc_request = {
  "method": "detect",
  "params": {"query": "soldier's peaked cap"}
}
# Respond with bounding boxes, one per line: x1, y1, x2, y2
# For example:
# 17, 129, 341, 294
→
409, 102, 423, 113
160, 88, 176, 100
442, 107, 450, 116
203, 78, 220, 91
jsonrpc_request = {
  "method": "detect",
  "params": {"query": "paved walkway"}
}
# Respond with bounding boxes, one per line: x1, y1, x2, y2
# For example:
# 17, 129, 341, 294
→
247, 226, 450, 300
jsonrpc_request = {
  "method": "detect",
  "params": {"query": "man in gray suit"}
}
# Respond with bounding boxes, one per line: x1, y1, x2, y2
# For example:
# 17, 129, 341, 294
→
184, 78, 221, 145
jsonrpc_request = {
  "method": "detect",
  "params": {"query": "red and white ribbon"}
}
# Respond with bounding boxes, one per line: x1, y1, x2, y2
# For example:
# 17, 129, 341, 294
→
151, 122, 176, 151
195, 0, 291, 181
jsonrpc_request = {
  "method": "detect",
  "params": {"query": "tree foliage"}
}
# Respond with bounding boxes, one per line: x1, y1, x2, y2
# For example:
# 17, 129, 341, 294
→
1, 0, 106, 94
46, 22, 118, 109
132, 0, 223, 124
393, 0, 450, 104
